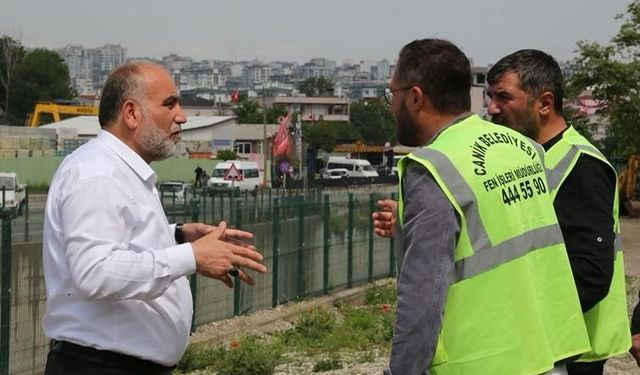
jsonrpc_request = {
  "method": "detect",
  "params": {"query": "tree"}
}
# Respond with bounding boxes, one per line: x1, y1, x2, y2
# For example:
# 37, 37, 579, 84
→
564, 104, 597, 145
349, 100, 396, 145
233, 95, 262, 123
0, 36, 25, 118
302, 121, 338, 153
297, 77, 334, 97
567, 0, 640, 158
216, 149, 237, 161
232, 94, 287, 124
9, 48, 74, 124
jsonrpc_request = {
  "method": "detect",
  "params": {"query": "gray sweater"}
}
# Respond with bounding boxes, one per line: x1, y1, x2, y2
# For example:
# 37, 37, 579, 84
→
385, 162, 460, 375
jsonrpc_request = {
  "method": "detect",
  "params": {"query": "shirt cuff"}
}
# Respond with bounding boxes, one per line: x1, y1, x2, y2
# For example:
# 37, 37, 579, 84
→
166, 243, 196, 278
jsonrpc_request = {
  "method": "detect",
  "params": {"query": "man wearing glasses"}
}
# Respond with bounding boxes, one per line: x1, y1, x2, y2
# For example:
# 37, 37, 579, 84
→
381, 39, 589, 375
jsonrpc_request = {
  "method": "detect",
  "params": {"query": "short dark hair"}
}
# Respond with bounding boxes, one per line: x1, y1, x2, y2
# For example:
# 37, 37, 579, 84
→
395, 39, 471, 115
487, 49, 564, 113
98, 61, 152, 128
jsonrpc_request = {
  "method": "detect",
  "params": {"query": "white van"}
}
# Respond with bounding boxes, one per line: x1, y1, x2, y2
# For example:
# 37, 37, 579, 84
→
207, 160, 261, 194
326, 157, 379, 178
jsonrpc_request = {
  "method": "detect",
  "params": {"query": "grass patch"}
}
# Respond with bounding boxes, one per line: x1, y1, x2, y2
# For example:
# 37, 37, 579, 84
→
313, 353, 343, 372
364, 282, 396, 306
280, 307, 337, 353
216, 336, 282, 375
177, 344, 225, 373
176, 335, 283, 375
178, 282, 397, 374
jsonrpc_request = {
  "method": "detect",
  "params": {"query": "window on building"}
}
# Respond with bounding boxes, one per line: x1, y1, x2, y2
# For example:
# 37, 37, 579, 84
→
330, 105, 345, 115
234, 142, 252, 154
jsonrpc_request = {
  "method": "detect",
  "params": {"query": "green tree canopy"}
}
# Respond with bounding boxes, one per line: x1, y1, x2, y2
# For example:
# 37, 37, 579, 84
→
10, 48, 74, 124
216, 149, 237, 161
349, 100, 396, 145
302, 121, 338, 153
0, 36, 26, 121
232, 94, 287, 124
297, 77, 334, 97
301, 119, 360, 144
567, 0, 640, 158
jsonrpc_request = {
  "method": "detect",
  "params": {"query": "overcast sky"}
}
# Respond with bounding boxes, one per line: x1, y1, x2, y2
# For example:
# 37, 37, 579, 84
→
1, 0, 632, 66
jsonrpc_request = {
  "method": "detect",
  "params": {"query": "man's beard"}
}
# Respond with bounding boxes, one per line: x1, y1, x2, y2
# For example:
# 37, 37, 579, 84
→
491, 106, 539, 141
396, 102, 422, 147
138, 114, 181, 161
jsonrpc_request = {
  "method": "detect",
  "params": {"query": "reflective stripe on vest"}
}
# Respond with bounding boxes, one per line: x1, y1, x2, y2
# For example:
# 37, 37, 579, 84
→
544, 127, 630, 361
413, 147, 565, 282
545, 143, 622, 257
546, 144, 605, 192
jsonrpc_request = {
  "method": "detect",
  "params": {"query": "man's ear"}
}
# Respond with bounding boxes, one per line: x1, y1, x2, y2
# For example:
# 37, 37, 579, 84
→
407, 85, 424, 111
122, 100, 140, 130
538, 91, 554, 116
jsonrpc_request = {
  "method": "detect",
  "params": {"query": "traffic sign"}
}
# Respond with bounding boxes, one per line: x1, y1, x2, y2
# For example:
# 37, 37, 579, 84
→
279, 161, 290, 173
224, 163, 243, 181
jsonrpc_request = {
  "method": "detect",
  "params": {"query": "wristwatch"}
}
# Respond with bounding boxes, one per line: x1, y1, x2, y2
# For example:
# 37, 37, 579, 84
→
174, 223, 185, 244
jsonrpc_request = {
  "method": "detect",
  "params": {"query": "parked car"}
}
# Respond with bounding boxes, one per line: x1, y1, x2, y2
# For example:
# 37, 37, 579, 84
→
0, 172, 27, 217
158, 181, 195, 214
321, 168, 349, 179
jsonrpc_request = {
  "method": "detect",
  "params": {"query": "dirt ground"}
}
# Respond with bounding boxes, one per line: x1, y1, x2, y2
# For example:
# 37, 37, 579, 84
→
187, 215, 640, 374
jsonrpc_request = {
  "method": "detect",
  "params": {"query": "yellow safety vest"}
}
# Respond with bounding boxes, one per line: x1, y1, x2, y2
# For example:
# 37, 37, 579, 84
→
398, 115, 590, 375
545, 126, 631, 362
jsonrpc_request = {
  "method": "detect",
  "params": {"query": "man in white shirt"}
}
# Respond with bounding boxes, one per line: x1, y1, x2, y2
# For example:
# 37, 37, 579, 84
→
42, 61, 267, 375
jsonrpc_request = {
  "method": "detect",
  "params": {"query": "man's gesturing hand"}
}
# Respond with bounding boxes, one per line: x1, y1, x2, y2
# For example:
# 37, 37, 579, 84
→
371, 199, 398, 238
191, 221, 267, 288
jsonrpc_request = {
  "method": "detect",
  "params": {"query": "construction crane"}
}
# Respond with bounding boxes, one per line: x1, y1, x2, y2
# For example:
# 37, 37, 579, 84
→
26, 101, 98, 127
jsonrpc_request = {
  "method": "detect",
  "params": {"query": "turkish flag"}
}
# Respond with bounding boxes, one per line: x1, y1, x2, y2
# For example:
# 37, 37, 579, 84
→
273, 115, 291, 157
230, 90, 239, 102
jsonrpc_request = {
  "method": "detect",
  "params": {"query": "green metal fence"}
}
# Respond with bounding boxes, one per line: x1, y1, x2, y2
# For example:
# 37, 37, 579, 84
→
1, 184, 397, 374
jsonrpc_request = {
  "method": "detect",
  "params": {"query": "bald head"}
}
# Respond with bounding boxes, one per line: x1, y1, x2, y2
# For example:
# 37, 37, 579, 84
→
98, 61, 166, 128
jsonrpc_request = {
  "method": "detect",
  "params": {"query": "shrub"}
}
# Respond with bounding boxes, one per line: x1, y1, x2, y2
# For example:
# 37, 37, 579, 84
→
217, 149, 237, 161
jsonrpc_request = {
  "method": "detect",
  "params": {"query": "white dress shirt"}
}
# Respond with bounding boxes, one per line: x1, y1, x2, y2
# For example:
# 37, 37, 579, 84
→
42, 130, 196, 366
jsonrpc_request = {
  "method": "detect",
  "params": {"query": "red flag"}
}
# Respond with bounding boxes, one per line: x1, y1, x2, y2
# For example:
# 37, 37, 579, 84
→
230, 90, 239, 102
273, 115, 290, 157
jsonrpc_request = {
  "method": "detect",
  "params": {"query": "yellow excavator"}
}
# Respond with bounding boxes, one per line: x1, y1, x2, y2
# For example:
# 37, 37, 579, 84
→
618, 154, 639, 216
25, 101, 98, 127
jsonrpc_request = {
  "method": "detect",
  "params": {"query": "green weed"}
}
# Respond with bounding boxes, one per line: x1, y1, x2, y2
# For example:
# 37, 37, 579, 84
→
313, 353, 343, 372
364, 282, 396, 306
180, 282, 397, 373
216, 336, 282, 375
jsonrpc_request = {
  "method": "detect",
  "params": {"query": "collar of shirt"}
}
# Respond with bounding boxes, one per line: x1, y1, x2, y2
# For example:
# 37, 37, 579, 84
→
541, 125, 570, 151
97, 130, 157, 186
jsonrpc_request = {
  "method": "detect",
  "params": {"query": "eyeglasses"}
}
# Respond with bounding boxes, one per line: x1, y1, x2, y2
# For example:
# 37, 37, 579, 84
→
383, 86, 415, 105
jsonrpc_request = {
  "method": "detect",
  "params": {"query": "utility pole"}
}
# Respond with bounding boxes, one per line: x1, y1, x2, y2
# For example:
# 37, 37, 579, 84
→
262, 85, 269, 187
